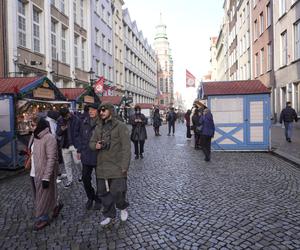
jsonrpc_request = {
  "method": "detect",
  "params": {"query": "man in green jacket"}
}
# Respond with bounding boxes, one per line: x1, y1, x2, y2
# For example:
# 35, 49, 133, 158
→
89, 103, 131, 226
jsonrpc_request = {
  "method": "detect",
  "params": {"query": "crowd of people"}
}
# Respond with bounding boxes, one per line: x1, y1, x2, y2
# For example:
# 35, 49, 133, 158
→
23, 101, 215, 231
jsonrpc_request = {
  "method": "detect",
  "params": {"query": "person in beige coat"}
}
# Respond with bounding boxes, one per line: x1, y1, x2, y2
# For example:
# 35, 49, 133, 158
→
29, 117, 63, 231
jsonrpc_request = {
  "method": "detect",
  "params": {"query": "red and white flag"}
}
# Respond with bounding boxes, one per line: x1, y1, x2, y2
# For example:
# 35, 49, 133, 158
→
186, 70, 196, 88
93, 76, 105, 95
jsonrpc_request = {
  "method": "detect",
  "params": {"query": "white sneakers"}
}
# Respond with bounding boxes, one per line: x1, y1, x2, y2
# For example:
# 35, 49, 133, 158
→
100, 209, 128, 226
120, 209, 128, 222
100, 217, 112, 226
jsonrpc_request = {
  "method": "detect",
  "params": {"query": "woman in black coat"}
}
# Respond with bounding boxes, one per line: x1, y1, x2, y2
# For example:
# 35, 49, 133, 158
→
152, 108, 162, 136
130, 105, 147, 159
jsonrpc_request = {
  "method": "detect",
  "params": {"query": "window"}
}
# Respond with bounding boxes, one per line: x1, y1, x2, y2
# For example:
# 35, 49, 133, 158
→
295, 21, 300, 60
260, 48, 264, 74
33, 8, 40, 52
74, 35, 79, 67
267, 43, 272, 71
159, 78, 163, 91
107, 12, 111, 26
260, 12, 264, 35
279, 0, 286, 17
102, 63, 106, 78
165, 78, 168, 93
18, 0, 26, 47
81, 39, 85, 69
254, 20, 258, 40
102, 34, 105, 49
266, 2, 271, 27
101, 5, 105, 19
115, 46, 118, 58
73, 1, 77, 24
281, 31, 287, 66
255, 53, 259, 77
59, 0, 65, 13
108, 39, 112, 54
95, 0, 100, 14
95, 28, 100, 45
80, 0, 84, 27
96, 60, 100, 76
51, 20, 57, 59
61, 27, 67, 63
109, 67, 112, 81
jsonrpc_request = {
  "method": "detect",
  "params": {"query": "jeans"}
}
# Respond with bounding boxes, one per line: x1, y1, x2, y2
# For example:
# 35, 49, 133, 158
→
168, 122, 175, 134
96, 178, 129, 219
186, 125, 191, 138
62, 145, 82, 183
284, 122, 293, 140
134, 140, 145, 156
201, 135, 212, 160
82, 164, 97, 201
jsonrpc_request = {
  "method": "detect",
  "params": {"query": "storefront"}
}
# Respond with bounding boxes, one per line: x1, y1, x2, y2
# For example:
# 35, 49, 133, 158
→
0, 76, 68, 169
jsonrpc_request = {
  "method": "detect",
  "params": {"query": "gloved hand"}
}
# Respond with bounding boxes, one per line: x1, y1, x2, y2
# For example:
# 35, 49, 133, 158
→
42, 180, 49, 189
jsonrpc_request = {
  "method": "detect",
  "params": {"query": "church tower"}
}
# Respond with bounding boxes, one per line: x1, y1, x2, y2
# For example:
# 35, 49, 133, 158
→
153, 14, 174, 107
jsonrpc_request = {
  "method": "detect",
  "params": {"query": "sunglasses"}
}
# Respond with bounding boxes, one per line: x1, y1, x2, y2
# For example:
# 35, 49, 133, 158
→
100, 108, 107, 113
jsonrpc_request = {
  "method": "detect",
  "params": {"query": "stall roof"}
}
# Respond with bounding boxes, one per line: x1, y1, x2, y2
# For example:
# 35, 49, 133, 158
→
202, 80, 270, 97
0, 76, 66, 100
60, 88, 85, 101
136, 103, 155, 109
100, 96, 122, 105
0, 77, 40, 94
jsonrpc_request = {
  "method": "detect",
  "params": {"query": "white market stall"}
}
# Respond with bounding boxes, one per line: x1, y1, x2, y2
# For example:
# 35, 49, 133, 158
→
200, 80, 271, 151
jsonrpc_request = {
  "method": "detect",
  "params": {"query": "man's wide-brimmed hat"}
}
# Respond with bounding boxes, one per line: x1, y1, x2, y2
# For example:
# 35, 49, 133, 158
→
193, 99, 206, 108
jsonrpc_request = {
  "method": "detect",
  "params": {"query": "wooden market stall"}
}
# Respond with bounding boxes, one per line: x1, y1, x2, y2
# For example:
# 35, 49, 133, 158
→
0, 76, 68, 169
200, 80, 271, 151
60, 87, 101, 111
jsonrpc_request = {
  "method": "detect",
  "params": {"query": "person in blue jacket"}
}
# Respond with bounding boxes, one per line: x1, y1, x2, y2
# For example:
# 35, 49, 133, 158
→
78, 103, 101, 210
199, 108, 215, 162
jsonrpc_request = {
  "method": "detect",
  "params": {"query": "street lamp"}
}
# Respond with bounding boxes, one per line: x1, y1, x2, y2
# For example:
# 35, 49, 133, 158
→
88, 68, 95, 86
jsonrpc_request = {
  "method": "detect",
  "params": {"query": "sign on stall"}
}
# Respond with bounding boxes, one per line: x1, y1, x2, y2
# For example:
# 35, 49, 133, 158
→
33, 88, 55, 99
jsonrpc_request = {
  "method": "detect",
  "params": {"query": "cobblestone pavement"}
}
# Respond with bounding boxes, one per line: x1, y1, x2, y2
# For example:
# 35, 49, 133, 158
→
1, 124, 300, 250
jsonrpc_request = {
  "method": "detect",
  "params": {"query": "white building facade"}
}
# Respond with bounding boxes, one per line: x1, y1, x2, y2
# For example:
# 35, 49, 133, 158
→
123, 8, 157, 104
7, 0, 91, 87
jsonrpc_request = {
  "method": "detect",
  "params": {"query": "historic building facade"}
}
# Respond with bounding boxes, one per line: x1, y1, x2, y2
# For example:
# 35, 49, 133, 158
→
91, 0, 114, 95
112, 0, 125, 96
273, 0, 300, 117
123, 8, 157, 104
6, 0, 91, 87
153, 15, 174, 107
0, 0, 7, 78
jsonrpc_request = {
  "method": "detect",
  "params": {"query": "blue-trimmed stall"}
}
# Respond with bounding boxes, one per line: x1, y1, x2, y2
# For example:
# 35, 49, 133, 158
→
0, 76, 67, 169
200, 80, 271, 151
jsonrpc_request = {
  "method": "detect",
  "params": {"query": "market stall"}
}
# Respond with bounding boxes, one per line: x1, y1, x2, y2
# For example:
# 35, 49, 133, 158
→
199, 80, 271, 151
0, 76, 68, 169
60, 87, 101, 112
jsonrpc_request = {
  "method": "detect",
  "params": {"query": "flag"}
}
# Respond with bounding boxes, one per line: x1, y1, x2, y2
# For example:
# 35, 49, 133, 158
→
93, 76, 105, 95
186, 70, 196, 88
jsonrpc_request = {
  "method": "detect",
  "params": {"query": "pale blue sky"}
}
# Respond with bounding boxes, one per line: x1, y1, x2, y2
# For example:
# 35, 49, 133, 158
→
124, 0, 224, 107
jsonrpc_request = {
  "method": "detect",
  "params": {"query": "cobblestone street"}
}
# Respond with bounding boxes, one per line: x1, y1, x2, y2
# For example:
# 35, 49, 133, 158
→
1, 124, 300, 250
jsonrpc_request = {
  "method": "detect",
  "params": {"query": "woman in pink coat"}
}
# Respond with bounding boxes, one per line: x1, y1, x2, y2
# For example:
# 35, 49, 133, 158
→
29, 117, 63, 231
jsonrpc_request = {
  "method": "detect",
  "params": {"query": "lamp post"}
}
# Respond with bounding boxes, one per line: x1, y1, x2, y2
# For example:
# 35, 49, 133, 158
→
88, 68, 95, 86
